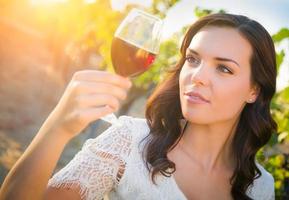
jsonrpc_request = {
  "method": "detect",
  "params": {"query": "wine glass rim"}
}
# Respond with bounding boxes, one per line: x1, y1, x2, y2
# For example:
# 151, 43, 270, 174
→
130, 8, 163, 22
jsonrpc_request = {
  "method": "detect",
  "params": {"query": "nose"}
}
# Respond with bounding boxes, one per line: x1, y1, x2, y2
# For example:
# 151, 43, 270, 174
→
190, 62, 210, 86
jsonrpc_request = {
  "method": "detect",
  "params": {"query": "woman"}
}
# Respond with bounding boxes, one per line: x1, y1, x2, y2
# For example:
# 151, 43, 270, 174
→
0, 13, 276, 200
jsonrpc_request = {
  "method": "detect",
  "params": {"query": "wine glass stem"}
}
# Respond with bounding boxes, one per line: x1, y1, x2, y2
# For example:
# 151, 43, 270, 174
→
101, 113, 122, 126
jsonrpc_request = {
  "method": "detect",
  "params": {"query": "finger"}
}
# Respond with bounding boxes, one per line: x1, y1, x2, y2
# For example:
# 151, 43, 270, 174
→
75, 94, 120, 110
73, 70, 132, 89
77, 105, 114, 123
72, 81, 128, 100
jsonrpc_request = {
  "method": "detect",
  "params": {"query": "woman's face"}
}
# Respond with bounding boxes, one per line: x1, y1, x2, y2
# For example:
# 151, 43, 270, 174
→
179, 26, 258, 124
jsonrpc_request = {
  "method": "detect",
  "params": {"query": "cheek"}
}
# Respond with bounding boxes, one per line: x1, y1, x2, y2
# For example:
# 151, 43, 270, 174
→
179, 66, 212, 122
179, 65, 252, 123
212, 76, 250, 118
179, 71, 250, 124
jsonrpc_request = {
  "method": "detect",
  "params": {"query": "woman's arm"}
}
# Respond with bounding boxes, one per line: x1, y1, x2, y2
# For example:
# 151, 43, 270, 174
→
0, 120, 73, 200
0, 70, 131, 200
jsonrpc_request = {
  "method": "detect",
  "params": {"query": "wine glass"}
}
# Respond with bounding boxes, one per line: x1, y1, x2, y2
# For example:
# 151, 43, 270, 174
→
101, 8, 163, 125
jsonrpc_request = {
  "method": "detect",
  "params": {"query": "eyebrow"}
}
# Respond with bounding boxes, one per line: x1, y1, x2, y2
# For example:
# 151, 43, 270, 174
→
186, 48, 240, 68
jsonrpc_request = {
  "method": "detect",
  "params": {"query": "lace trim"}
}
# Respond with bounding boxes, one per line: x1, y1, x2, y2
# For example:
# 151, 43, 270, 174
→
48, 116, 133, 200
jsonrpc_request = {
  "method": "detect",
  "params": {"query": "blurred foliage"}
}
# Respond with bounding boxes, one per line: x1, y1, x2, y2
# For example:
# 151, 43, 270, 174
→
34, 0, 124, 72
1, 0, 288, 198
194, 6, 226, 18
272, 28, 289, 43
273, 28, 289, 75
150, 0, 180, 18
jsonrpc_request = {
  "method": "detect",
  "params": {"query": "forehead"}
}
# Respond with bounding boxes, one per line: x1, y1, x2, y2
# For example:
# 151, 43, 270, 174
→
188, 26, 252, 64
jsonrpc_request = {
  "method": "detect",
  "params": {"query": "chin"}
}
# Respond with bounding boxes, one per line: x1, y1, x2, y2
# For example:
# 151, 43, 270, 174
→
182, 110, 212, 124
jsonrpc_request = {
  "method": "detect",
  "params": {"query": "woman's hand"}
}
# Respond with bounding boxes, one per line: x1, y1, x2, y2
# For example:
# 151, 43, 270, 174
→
48, 70, 132, 140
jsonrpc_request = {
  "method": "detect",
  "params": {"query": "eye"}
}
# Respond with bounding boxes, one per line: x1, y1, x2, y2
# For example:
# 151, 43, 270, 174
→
185, 55, 200, 65
217, 64, 233, 74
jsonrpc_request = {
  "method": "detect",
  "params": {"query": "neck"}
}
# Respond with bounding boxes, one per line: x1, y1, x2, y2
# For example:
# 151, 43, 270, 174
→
180, 118, 238, 174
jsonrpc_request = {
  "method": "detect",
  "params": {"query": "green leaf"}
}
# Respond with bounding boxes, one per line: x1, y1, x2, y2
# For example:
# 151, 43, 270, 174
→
276, 49, 285, 74
279, 86, 289, 102
268, 132, 279, 146
150, 0, 180, 18
272, 28, 289, 43
194, 6, 226, 18
278, 131, 289, 142
194, 7, 213, 18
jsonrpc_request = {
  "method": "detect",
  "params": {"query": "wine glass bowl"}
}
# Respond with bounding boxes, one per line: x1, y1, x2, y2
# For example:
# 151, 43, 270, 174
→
101, 8, 163, 125
111, 8, 163, 77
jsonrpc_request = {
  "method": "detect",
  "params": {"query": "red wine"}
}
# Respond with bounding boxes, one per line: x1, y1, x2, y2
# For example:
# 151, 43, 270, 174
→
111, 37, 156, 77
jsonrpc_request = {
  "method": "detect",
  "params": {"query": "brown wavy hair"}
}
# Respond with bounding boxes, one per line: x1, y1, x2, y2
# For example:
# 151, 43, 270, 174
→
143, 13, 277, 199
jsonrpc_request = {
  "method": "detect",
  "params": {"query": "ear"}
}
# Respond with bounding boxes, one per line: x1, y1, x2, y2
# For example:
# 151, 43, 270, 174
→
246, 85, 260, 103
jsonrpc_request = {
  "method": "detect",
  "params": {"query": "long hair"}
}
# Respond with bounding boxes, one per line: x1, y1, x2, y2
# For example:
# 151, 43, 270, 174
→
143, 13, 277, 199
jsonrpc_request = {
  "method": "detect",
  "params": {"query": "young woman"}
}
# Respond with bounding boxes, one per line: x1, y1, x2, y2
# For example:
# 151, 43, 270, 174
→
0, 13, 276, 200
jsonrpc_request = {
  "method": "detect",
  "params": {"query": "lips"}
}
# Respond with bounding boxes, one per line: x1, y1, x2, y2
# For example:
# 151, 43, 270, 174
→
183, 91, 210, 104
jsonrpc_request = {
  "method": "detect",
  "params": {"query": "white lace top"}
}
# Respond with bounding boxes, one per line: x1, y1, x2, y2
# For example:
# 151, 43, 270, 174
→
48, 116, 275, 200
